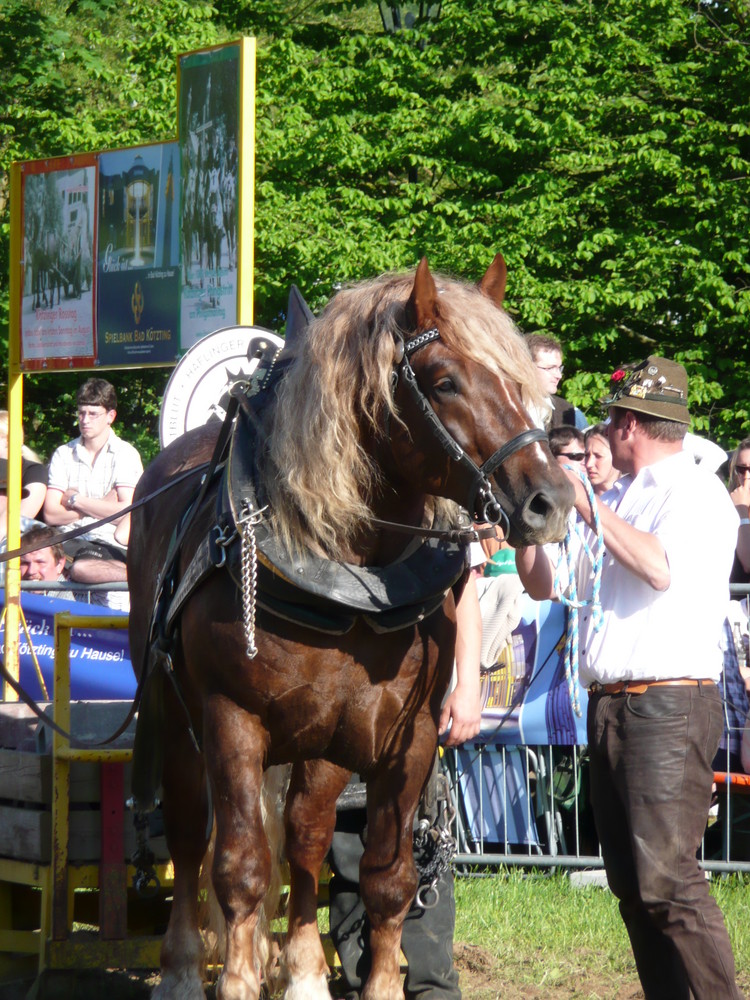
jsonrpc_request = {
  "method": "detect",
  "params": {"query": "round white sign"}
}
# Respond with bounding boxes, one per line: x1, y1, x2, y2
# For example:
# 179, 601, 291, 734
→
159, 325, 285, 448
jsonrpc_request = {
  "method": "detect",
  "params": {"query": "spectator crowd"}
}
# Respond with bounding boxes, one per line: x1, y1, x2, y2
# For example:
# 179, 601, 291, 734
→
1, 377, 141, 611
2, 346, 750, 1000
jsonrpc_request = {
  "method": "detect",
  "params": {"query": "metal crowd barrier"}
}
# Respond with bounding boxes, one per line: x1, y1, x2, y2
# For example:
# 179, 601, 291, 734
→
444, 738, 750, 875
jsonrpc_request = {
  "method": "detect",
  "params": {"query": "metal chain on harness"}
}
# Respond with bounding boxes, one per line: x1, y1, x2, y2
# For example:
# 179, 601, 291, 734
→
413, 774, 458, 910
239, 500, 266, 659
130, 810, 161, 898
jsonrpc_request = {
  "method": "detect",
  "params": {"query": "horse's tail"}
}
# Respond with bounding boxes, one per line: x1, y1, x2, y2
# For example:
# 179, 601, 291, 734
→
199, 764, 291, 987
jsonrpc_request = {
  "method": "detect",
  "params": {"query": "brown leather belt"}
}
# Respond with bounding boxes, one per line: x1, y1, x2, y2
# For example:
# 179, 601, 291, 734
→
588, 678, 712, 696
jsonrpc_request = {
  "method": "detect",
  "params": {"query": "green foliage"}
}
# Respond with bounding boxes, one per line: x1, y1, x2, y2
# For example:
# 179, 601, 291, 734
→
1, 0, 749, 457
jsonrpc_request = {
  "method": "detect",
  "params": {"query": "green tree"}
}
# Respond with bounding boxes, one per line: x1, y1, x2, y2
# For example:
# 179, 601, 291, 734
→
2, 0, 749, 459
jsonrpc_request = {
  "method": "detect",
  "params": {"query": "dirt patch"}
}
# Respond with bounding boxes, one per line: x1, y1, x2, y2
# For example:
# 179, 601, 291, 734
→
10, 956, 750, 999
453, 941, 643, 1000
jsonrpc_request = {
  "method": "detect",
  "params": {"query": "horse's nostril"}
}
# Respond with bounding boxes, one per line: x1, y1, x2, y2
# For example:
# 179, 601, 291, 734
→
526, 491, 553, 520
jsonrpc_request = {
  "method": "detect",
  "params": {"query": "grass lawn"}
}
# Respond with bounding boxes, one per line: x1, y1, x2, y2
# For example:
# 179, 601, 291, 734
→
450, 868, 750, 999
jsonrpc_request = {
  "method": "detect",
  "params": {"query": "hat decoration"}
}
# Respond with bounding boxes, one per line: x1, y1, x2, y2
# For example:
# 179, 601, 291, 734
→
604, 355, 690, 425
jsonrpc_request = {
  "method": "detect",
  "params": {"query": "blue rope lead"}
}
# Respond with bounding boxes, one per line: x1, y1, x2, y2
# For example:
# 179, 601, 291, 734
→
553, 469, 605, 717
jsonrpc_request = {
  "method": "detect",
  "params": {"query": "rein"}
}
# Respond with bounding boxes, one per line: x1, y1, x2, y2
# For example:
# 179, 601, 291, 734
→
368, 518, 499, 544
0, 462, 211, 566
396, 327, 548, 528
554, 468, 605, 717
0, 461, 211, 749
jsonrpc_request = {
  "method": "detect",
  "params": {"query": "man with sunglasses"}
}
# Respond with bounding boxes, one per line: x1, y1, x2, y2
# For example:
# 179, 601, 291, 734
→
42, 378, 142, 610
516, 356, 741, 999
729, 436, 750, 588
525, 333, 588, 430
548, 426, 586, 469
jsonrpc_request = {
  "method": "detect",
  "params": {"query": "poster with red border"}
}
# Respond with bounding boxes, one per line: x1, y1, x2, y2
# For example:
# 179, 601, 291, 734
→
19, 153, 97, 371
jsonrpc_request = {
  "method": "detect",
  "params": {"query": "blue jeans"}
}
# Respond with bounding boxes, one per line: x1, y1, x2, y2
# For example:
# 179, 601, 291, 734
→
588, 682, 743, 1000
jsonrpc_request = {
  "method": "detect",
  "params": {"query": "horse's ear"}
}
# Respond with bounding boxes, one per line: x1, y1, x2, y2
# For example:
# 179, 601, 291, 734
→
406, 257, 440, 331
477, 253, 507, 307
283, 284, 315, 353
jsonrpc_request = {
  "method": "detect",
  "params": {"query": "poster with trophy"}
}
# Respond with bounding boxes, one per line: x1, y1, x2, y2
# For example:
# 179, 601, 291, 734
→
178, 41, 241, 352
11, 37, 255, 372
96, 142, 181, 366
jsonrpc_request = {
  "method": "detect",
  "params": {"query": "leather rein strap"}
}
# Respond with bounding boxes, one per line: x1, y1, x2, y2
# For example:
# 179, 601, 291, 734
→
0, 462, 212, 748
395, 327, 548, 527
0, 462, 211, 567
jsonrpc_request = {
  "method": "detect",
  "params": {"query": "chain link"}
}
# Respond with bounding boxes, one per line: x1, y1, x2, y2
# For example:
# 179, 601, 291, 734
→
413, 789, 457, 909
239, 503, 266, 659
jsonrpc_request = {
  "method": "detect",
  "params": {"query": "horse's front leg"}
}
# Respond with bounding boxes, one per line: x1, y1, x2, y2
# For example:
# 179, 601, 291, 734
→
360, 746, 436, 1000
205, 696, 271, 1000
281, 760, 351, 1000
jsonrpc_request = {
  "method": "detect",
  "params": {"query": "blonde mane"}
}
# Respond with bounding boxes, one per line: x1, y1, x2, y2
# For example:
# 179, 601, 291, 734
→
261, 269, 545, 560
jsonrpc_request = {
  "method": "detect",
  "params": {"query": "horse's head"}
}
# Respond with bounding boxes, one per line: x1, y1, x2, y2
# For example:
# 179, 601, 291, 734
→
264, 257, 573, 559
387, 256, 574, 546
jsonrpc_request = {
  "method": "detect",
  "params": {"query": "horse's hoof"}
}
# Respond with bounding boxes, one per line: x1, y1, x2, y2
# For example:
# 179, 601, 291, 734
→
282, 971, 331, 999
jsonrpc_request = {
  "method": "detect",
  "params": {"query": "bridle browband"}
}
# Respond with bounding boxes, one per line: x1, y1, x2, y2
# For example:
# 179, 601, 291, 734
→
393, 327, 548, 527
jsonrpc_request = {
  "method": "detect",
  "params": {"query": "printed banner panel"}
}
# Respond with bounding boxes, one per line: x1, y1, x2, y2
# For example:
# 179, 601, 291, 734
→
1, 593, 135, 701
96, 143, 181, 366
477, 593, 588, 747
20, 154, 97, 370
178, 42, 241, 351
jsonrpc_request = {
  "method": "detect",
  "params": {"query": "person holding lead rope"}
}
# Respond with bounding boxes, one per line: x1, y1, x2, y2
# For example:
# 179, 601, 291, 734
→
516, 356, 743, 1000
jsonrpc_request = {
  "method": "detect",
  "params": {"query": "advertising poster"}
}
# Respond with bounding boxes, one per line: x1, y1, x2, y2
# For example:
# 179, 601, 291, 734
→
0, 592, 134, 701
20, 155, 97, 370
178, 42, 241, 351
96, 142, 181, 366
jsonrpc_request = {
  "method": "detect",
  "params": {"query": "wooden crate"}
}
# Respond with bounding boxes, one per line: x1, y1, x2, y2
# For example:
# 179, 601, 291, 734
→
0, 703, 169, 865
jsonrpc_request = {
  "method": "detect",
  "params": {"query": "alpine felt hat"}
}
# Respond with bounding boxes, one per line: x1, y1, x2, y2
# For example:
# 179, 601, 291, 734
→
605, 355, 690, 425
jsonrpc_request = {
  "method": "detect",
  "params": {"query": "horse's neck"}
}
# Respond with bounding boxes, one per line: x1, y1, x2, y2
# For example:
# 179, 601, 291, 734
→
349, 492, 431, 567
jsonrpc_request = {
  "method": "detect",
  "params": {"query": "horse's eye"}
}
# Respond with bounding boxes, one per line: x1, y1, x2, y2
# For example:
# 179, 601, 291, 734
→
434, 377, 457, 396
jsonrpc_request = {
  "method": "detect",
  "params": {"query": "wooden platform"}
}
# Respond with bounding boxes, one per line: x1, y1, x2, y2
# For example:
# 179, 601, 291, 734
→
0, 701, 172, 988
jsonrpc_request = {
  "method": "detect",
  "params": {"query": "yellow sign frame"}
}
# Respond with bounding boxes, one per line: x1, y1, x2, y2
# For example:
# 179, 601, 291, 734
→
4, 37, 257, 695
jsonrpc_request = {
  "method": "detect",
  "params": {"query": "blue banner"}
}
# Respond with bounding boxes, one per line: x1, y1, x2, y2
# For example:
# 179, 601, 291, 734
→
1, 592, 136, 701
3, 590, 586, 744
478, 594, 588, 747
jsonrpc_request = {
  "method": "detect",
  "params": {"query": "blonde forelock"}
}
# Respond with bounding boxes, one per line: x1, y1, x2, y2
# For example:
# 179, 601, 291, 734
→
261, 270, 543, 558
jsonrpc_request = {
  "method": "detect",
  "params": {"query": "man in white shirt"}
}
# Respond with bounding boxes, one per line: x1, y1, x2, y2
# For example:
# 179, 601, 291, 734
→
516, 356, 741, 1000
43, 378, 142, 610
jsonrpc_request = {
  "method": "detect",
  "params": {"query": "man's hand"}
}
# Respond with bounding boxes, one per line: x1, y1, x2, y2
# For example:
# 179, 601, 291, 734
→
439, 683, 482, 747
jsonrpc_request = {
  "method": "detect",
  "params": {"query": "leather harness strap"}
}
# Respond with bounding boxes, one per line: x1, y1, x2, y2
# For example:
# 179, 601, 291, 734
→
589, 678, 713, 696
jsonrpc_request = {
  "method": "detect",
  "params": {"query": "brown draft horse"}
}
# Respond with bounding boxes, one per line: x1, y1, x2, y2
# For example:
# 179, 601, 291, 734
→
127, 256, 574, 1000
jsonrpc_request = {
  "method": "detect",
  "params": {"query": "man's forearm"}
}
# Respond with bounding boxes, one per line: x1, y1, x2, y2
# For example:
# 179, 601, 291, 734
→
515, 545, 556, 600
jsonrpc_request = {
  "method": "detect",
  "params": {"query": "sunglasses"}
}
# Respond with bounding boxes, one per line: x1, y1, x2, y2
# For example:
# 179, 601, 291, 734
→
559, 451, 585, 462
736, 465, 750, 476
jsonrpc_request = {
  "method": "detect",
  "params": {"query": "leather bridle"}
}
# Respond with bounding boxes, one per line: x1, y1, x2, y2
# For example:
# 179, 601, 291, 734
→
393, 327, 548, 527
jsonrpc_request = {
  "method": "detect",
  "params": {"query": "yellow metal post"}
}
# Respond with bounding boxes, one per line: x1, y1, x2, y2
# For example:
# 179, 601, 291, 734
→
50, 615, 72, 949
237, 36, 256, 325
5, 164, 25, 700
